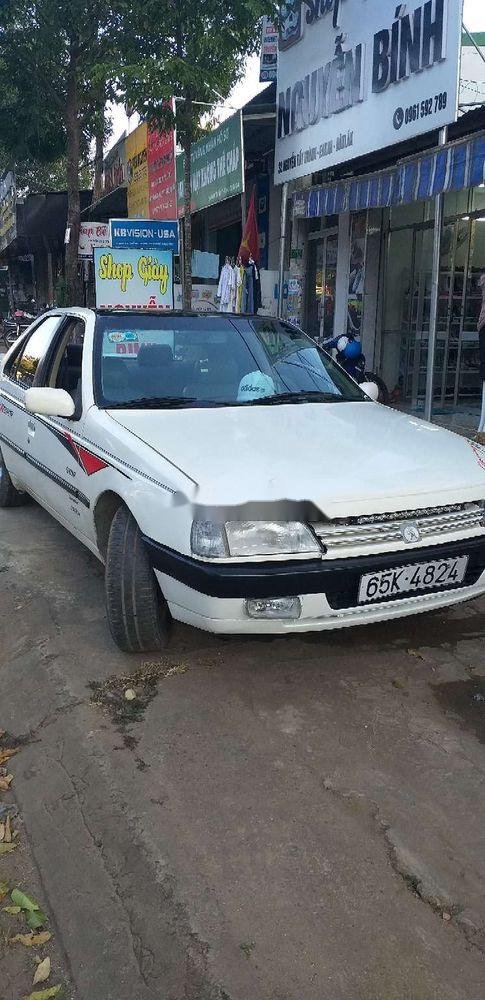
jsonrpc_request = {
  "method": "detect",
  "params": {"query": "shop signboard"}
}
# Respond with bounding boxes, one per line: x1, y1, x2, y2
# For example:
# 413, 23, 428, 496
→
148, 121, 177, 220
110, 219, 179, 253
275, 0, 462, 184
459, 31, 485, 108
0, 172, 16, 253
93, 247, 174, 310
78, 222, 111, 259
256, 174, 270, 269
176, 112, 244, 215
103, 135, 127, 195
260, 17, 278, 82
127, 123, 149, 219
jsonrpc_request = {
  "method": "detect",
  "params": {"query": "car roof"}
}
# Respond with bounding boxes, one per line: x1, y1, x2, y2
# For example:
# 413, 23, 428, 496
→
94, 309, 271, 319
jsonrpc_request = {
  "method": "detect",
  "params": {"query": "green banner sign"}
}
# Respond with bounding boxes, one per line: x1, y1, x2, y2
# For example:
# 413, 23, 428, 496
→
176, 111, 244, 216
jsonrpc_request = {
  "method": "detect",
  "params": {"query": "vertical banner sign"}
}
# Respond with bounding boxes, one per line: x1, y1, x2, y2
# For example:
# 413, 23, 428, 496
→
127, 123, 149, 219
256, 174, 270, 269
147, 102, 177, 221
103, 135, 127, 195
0, 172, 17, 253
176, 112, 244, 215
275, 0, 462, 184
94, 247, 174, 310
260, 17, 278, 82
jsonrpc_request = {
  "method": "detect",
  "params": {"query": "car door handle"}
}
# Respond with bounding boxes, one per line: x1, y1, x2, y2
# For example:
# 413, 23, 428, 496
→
27, 418, 35, 440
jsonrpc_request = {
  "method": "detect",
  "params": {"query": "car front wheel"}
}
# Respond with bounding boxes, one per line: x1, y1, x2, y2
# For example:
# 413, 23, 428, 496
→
105, 506, 170, 653
0, 449, 29, 507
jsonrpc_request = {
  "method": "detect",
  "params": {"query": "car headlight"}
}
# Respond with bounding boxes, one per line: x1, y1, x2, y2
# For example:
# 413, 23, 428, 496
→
191, 520, 320, 559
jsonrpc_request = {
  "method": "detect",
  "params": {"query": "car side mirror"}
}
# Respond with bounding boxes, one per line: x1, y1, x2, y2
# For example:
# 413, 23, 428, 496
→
360, 381, 379, 402
25, 387, 75, 418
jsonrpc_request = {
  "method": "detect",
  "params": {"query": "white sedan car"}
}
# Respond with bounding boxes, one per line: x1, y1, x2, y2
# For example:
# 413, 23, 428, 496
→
1, 307, 485, 653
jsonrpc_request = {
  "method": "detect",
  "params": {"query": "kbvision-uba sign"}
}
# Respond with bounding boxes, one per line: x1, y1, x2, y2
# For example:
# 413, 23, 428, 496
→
275, 0, 461, 183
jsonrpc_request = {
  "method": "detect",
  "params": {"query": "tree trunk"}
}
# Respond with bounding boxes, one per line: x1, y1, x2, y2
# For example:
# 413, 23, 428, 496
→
93, 114, 104, 203
65, 42, 82, 305
182, 136, 192, 311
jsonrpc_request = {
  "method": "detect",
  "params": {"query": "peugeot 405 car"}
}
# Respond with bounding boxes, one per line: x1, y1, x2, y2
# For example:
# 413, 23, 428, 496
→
1, 308, 485, 652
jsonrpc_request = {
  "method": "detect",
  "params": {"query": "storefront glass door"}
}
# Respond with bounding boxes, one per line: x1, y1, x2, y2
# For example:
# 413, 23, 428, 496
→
305, 232, 338, 344
381, 201, 485, 413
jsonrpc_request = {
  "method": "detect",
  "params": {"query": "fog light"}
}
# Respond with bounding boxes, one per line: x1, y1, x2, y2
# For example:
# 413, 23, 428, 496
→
246, 597, 302, 620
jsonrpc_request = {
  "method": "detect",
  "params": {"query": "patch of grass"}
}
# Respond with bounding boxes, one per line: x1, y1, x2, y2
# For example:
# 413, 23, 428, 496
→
240, 941, 256, 960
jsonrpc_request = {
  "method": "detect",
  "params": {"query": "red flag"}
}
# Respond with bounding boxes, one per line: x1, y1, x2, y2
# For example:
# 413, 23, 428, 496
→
238, 187, 259, 264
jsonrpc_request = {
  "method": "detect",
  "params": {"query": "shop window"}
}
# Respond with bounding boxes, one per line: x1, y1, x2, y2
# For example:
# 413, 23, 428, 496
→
471, 186, 485, 214
348, 213, 366, 338
380, 227, 414, 398
444, 189, 470, 220
390, 202, 424, 229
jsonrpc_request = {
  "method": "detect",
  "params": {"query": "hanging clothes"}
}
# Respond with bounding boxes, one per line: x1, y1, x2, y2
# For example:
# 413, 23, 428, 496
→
235, 264, 245, 313
244, 260, 262, 315
217, 262, 235, 313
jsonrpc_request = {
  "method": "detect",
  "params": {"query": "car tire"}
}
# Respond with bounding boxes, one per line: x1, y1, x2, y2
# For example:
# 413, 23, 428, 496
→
105, 505, 171, 653
0, 449, 29, 507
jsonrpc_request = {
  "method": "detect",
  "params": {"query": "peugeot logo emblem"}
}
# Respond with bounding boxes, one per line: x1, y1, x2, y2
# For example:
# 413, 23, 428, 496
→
401, 523, 421, 544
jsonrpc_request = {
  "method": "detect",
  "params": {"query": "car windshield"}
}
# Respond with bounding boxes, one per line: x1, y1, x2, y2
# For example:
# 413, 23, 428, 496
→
95, 314, 368, 408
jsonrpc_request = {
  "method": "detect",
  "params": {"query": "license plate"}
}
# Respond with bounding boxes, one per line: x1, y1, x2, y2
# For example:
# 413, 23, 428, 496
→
358, 555, 468, 604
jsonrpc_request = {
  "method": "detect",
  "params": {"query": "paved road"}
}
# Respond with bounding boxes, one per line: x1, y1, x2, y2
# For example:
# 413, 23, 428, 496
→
0, 502, 484, 1000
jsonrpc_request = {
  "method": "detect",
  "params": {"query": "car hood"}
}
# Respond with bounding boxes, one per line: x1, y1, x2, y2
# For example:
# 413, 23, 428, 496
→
108, 402, 485, 518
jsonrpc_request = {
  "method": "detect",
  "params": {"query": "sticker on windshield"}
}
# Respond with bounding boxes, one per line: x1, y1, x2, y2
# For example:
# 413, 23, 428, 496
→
108, 330, 139, 344
237, 371, 275, 401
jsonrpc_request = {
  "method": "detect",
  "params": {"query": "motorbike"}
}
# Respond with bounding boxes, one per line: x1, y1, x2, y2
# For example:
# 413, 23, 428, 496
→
1, 308, 36, 347
322, 334, 389, 404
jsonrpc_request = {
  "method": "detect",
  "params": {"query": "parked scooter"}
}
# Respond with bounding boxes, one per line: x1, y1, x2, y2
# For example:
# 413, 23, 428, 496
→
1, 308, 35, 346
322, 334, 389, 404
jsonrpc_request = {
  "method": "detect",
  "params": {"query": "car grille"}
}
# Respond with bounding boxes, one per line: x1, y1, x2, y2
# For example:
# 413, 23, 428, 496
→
313, 502, 485, 557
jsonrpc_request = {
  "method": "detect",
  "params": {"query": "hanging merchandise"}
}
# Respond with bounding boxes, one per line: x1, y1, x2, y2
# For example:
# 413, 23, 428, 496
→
235, 258, 245, 313
238, 187, 259, 265
217, 257, 236, 312
243, 256, 262, 314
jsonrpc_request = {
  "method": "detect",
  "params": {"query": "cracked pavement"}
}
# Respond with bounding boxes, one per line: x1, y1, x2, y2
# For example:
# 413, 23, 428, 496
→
0, 503, 485, 999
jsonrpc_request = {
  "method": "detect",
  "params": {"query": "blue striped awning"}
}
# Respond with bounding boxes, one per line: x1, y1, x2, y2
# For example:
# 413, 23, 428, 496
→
293, 133, 485, 218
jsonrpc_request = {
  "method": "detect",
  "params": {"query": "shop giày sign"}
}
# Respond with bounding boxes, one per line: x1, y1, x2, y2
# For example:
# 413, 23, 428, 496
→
93, 248, 174, 310
275, 0, 462, 183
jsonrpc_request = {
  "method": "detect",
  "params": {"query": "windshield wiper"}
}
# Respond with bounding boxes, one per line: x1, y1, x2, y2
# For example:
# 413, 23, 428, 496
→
107, 396, 199, 409
244, 391, 344, 405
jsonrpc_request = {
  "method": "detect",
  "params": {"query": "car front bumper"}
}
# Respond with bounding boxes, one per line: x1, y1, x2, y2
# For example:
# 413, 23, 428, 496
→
145, 534, 485, 635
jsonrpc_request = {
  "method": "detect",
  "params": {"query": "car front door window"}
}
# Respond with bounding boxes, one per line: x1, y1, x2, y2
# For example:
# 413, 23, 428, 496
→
27, 318, 92, 532
0, 316, 62, 493
8, 316, 62, 389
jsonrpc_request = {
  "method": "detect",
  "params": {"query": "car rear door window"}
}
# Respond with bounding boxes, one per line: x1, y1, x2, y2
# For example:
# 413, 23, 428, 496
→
8, 316, 62, 389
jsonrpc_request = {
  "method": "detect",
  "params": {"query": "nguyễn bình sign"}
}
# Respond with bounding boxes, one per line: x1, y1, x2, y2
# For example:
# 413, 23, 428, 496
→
275, 0, 462, 184
94, 248, 174, 310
